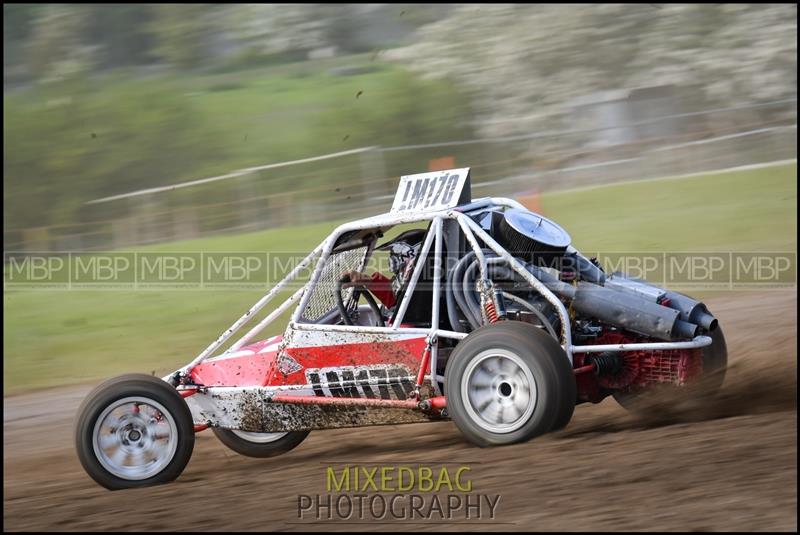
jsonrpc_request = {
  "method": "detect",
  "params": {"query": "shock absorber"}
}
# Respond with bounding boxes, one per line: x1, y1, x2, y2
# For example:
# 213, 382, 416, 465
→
484, 286, 507, 323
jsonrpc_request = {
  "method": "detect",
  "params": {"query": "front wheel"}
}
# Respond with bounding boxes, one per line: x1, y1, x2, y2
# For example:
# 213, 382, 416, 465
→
445, 321, 576, 447
212, 428, 309, 458
75, 374, 195, 490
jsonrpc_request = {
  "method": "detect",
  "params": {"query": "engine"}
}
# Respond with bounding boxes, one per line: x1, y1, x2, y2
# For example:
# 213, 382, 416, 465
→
445, 207, 718, 402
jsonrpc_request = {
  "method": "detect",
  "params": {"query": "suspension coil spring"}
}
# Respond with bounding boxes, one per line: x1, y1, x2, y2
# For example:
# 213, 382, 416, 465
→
485, 300, 500, 323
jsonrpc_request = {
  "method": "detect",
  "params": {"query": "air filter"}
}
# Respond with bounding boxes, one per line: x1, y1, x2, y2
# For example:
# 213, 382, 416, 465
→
496, 209, 571, 266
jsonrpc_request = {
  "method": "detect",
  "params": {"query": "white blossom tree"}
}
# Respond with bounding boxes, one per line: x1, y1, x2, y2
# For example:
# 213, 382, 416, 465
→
223, 4, 330, 58
386, 4, 797, 137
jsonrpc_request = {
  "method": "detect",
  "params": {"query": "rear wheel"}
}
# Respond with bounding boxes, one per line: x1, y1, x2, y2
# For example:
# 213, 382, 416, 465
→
75, 374, 195, 490
445, 321, 576, 447
212, 428, 309, 458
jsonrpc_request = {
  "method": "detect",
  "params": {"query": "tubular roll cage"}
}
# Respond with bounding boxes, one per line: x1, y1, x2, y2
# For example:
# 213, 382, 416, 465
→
167, 197, 712, 407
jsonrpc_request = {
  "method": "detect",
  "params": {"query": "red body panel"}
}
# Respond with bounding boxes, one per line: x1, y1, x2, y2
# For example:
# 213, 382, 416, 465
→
280, 336, 426, 384
189, 334, 427, 389
190, 336, 281, 387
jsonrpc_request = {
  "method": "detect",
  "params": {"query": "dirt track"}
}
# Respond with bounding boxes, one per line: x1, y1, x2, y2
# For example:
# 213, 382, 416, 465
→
4, 291, 797, 531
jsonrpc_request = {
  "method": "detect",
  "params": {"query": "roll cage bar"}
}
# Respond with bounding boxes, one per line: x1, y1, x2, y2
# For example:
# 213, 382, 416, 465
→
167, 196, 712, 388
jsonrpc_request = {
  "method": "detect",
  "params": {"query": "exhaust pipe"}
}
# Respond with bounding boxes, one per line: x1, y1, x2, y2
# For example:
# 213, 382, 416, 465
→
570, 282, 698, 342
662, 291, 718, 331
608, 272, 718, 331
523, 265, 699, 341
673, 318, 700, 339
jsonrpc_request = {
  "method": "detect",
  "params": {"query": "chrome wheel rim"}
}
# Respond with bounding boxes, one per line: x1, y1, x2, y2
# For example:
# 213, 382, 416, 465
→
92, 396, 178, 481
230, 430, 289, 443
461, 349, 537, 433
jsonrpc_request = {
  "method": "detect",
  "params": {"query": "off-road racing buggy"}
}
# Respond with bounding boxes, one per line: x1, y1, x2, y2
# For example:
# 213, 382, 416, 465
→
75, 168, 727, 490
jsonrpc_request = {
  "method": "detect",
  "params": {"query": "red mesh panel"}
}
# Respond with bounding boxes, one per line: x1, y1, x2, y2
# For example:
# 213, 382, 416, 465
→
593, 331, 703, 389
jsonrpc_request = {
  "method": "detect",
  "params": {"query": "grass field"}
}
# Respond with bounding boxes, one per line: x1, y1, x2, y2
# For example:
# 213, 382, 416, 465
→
3, 163, 796, 394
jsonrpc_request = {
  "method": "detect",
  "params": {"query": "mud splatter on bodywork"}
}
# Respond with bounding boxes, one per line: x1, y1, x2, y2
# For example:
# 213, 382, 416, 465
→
185, 387, 439, 432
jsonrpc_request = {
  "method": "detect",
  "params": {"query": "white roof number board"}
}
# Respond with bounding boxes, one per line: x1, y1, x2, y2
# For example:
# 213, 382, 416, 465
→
391, 168, 471, 213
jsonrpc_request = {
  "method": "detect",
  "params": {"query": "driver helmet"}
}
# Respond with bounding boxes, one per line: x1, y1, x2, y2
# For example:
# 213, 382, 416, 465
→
377, 229, 426, 294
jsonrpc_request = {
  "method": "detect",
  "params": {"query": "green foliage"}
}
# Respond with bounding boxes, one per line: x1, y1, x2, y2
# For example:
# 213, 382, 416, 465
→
84, 4, 156, 69
4, 78, 228, 229
309, 69, 477, 181
210, 47, 308, 75
146, 4, 219, 71
311, 69, 474, 152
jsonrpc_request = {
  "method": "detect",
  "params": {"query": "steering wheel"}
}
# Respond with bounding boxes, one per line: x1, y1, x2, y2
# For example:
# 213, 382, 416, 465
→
336, 275, 386, 327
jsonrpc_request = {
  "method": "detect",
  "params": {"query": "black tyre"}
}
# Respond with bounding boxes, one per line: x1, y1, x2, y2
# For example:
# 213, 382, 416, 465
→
75, 374, 195, 490
614, 323, 728, 413
697, 323, 728, 391
445, 321, 576, 447
212, 428, 309, 458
